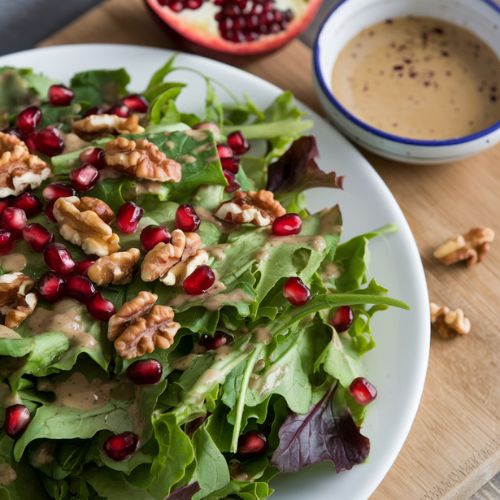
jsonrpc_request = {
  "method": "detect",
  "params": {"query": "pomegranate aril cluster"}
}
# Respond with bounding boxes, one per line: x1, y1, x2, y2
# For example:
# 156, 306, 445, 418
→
159, 0, 204, 11
215, 0, 294, 43
217, 130, 250, 193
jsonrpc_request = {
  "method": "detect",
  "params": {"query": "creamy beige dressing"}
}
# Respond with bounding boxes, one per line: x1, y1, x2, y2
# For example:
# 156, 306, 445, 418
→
214, 344, 233, 361
0, 254, 27, 272
206, 244, 227, 261
27, 299, 97, 348
332, 16, 500, 139
179, 154, 196, 164
172, 353, 200, 371
0, 326, 21, 339
38, 372, 122, 411
62, 133, 88, 154
321, 263, 341, 281
197, 368, 224, 385
0, 463, 16, 486
249, 365, 288, 393
269, 235, 327, 252
253, 327, 272, 345
30, 442, 55, 468
253, 246, 270, 262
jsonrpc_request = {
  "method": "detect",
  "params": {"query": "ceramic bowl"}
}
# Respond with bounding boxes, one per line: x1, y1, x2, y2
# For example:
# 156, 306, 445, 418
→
313, 0, 500, 164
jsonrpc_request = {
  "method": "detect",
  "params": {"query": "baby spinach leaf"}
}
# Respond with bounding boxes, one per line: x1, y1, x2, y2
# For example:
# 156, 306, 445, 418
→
70, 69, 130, 107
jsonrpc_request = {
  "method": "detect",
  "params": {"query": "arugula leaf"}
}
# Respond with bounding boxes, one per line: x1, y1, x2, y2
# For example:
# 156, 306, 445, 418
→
70, 69, 130, 107
271, 383, 370, 473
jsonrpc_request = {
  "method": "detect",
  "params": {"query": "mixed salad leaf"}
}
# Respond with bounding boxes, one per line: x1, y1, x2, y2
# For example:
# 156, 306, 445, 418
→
0, 57, 408, 499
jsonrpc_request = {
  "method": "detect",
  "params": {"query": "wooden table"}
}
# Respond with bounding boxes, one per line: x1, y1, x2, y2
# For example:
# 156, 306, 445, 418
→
38, 1, 500, 497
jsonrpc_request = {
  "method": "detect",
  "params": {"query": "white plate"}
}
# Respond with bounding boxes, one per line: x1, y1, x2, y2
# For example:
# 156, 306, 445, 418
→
0, 45, 430, 500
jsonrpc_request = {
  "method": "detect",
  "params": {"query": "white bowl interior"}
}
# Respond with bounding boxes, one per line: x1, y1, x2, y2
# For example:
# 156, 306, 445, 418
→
317, 0, 500, 99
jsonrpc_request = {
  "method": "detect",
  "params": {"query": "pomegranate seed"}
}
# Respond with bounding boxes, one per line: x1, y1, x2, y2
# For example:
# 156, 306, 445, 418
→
48, 84, 74, 106
24, 132, 38, 152
15, 106, 41, 134
87, 292, 115, 321
199, 331, 232, 350
349, 377, 377, 405
12, 193, 42, 217
223, 170, 240, 193
103, 432, 139, 461
22, 223, 54, 252
127, 359, 163, 384
4, 404, 31, 439
272, 214, 302, 236
186, 0, 203, 8
74, 257, 97, 276
140, 225, 171, 251
227, 131, 250, 154
69, 164, 100, 192
109, 104, 130, 118
44, 201, 56, 221
283, 277, 311, 306
43, 243, 75, 274
175, 204, 200, 232
238, 431, 267, 456
0, 199, 11, 217
216, 144, 233, 159
66, 275, 96, 304
79, 147, 106, 169
37, 272, 66, 302
1, 207, 27, 233
116, 202, 143, 233
331, 306, 354, 332
220, 156, 240, 173
35, 127, 64, 156
121, 94, 149, 113
42, 183, 75, 202
183, 265, 215, 295
0, 230, 14, 255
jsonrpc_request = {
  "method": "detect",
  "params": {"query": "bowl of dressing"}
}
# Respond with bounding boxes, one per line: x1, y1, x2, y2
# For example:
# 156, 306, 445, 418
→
313, 0, 500, 164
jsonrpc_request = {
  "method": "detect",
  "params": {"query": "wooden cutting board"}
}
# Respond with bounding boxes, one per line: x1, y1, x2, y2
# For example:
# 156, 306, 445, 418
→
38, 1, 500, 498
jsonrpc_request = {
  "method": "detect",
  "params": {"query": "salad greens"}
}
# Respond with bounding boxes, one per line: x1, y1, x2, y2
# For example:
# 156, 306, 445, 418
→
0, 57, 408, 499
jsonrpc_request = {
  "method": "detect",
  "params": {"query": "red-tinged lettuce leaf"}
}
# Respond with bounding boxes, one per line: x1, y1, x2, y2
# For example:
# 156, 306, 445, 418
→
266, 136, 344, 194
165, 482, 201, 500
271, 383, 370, 473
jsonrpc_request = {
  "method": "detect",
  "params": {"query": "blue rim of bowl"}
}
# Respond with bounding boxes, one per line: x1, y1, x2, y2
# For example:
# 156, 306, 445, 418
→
313, 0, 500, 147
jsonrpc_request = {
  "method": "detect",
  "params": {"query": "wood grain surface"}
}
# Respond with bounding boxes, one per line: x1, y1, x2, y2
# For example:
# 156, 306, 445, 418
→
38, 0, 500, 498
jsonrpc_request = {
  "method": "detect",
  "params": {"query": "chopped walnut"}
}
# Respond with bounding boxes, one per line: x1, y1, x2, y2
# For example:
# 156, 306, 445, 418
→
88, 248, 140, 285
0, 132, 51, 197
433, 227, 494, 267
53, 196, 120, 256
108, 291, 180, 359
430, 302, 471, 339
72, 113, 144, 137
79, 197, 115, 224
104, 137, 182, 183
141, 229, 201, 282
215, 190, 286, 226
161, 249, 209, 286
0, 272, 37, 328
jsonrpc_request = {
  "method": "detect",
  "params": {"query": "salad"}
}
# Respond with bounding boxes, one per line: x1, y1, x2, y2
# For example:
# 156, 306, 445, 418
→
0, 57, 408, 499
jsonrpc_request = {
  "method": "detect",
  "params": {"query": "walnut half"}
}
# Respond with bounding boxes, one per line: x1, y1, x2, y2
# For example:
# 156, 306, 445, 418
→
53, 196, 120, 256
104, 137, 182, 183
0, 272, 37, 328
88, 248, 141, 285
433, 227, 494, 267
0, 132, 51, 197
72, 114, 144, 137
215, 190, 286, 226
430, 302, 471, 339
108, 291, 180, 359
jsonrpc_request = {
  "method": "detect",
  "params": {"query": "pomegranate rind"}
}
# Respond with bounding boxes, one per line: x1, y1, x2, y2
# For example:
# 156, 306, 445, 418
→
145, 0, 323, 55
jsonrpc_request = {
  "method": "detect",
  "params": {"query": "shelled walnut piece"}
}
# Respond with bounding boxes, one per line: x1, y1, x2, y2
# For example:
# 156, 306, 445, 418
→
79, 196, 115, 224
0, 132, 51, 197
430, 302, 471, 339
215, 190, 286, 226
72, 113, 144, 137
141, 229, 202, 283
0, 272, 37, 328
433, 227, 494, 267
104, 137, 182, 183
88, 248, 141, 285
108, 291, 180, 359
53, 196, 120, 256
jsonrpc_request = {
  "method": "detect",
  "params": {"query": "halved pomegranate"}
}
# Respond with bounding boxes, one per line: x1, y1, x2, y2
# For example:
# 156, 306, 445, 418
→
146, 0, 322, 55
